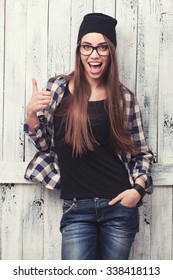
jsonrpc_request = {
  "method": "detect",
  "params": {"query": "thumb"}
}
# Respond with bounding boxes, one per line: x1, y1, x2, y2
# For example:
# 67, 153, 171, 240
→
32, 78, 39, 95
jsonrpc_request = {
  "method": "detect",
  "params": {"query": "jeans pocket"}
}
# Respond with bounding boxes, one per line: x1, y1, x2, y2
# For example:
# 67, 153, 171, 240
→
62, 200, 75, 215
116, 202, 139, 232
119, 201, 138, 209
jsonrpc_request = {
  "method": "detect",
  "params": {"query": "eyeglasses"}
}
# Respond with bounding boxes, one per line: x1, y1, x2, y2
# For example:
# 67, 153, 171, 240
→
79, 44, 109, 56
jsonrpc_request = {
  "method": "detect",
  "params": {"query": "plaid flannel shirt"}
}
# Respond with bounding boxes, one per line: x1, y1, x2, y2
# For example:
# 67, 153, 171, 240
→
24, 76, 154, 194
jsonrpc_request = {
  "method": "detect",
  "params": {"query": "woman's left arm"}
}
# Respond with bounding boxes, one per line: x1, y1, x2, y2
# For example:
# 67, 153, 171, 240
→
129, 95, 154, 191
109, 95, 154, 207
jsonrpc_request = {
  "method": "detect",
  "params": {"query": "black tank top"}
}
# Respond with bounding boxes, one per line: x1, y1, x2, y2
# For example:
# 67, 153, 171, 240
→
54, 86, 131, 199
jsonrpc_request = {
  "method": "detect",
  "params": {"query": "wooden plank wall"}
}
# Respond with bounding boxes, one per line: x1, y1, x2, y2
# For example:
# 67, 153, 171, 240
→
0, 0, 173, 260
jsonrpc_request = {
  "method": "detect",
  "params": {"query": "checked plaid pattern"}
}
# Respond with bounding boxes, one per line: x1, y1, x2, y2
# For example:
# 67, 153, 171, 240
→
24, 76, 153, 192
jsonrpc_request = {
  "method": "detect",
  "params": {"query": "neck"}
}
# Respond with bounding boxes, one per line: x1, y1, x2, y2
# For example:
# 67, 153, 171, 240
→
85, 73, 102, 89
69, 76, 107, 101
84, 75, 107, 101
89, 83, 107, 101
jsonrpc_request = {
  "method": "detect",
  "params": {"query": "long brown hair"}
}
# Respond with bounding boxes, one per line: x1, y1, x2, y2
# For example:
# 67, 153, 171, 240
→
58, 37, 135, 156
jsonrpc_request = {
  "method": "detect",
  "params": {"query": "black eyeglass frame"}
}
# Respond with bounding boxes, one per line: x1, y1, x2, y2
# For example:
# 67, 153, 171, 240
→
79, 44, 109, 56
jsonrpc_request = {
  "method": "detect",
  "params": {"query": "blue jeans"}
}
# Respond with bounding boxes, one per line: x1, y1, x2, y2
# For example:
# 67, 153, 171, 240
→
60, 198, 139, 260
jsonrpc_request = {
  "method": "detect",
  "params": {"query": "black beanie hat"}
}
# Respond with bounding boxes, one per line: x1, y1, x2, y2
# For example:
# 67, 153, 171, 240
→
77, 13, 117, 47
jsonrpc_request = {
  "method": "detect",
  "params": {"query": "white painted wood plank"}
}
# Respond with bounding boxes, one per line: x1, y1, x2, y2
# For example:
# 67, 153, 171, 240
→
1, 184, 23, 259
43, 188, 62, 259
130, 195, 152, 259
22, 0, 49, 260
151, 186, 172, 259
152, 163, 173, 185
93, 0, 115, 16
0, 0, 4, 161
116, 0, 138, 92
158, 1, 173, 163
0, 0, 27, 261
136, 0, 160, 158
22, 183, 44, 259
0, 184, 2, 258
3, 0, 26, 162
24, 0, 49, 162
0, 162, 172, 185
47, 0, 71, 77
0, 162, 29, 183
70, 0, 93, 70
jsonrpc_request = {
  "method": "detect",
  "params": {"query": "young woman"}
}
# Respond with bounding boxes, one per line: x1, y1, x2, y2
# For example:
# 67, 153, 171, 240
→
25, 13, 153, 260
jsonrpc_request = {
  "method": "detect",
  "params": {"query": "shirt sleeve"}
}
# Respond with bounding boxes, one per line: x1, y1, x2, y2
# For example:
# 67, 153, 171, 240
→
129, 96, 154, 191
24, 113, 51, 152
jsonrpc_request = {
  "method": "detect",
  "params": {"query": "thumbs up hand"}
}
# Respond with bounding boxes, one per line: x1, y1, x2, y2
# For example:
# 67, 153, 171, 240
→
26, 78, 51, 116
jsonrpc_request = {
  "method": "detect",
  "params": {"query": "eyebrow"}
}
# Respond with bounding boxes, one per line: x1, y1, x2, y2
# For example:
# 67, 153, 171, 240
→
81, 41, 107, 45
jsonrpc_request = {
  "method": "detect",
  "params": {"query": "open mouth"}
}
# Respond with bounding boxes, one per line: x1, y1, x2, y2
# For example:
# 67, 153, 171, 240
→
88, 62, 102, 72
88, 62, 102, 67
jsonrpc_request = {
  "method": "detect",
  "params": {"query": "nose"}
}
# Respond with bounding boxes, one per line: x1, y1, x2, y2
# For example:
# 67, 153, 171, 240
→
90, 48, 100, 58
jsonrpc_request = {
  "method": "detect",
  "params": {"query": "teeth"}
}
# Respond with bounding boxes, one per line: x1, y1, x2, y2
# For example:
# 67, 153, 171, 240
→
89, 62, 102, 67
89, 62, 101, 65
